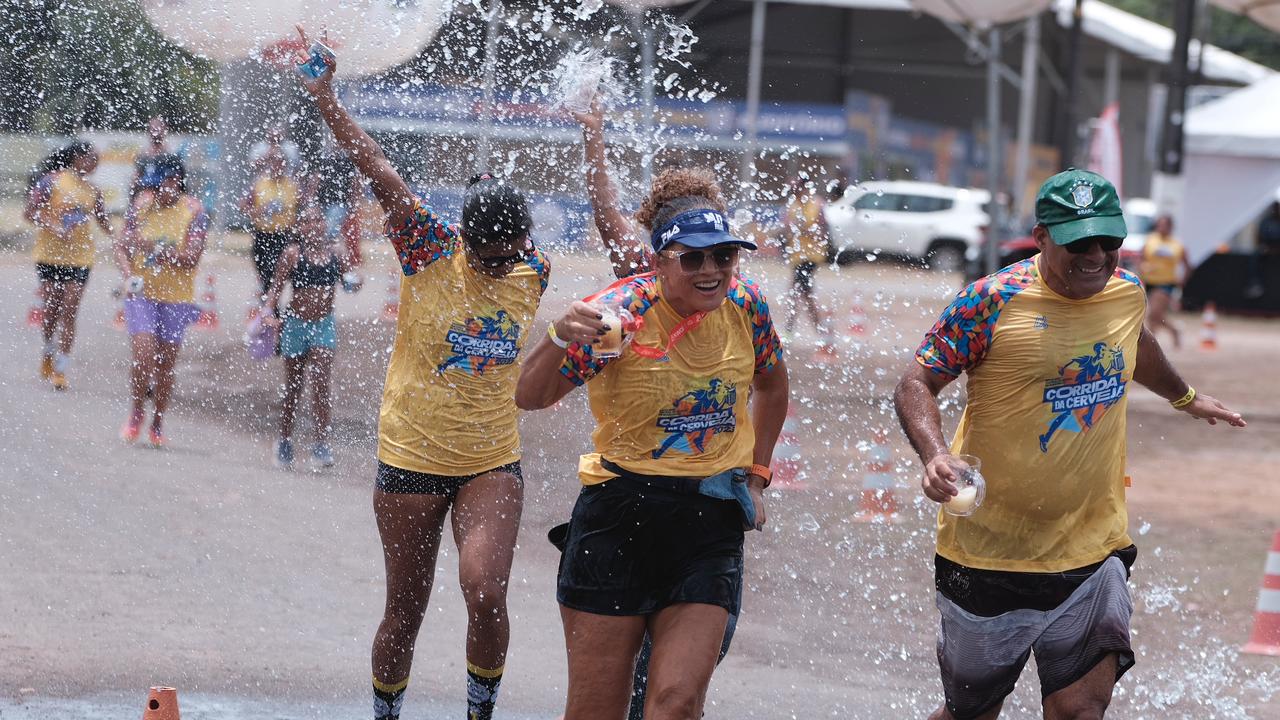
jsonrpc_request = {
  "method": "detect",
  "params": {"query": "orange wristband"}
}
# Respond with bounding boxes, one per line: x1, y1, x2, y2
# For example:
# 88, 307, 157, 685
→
748, 464, 772, 488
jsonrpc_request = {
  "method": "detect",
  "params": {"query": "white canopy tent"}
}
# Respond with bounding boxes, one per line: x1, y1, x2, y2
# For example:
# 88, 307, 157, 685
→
1177, 74, 1280, 262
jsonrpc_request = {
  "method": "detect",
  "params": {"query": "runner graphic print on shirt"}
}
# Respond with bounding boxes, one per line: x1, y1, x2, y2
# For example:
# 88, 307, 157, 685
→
436, 308, 521, 376
653, 378, 738, 458
1039, 342, 1127, 451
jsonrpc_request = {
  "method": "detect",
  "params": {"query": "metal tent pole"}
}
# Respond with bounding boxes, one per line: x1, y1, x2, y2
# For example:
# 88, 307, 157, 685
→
1011, 13, 1041, 231
474, 0, 503, 174
985, 26, 1004, 275
740, 0, 766, 189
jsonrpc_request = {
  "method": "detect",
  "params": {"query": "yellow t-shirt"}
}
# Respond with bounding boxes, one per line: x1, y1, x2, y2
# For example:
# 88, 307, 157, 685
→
32, 171, 99, 268
784, 196, 828, 267
127, 194, 207, 304
377, 199, 551, 476
1140, 232, 1185, 286
559, 274, 783, 485
915, 256, 1146, 573
250, 176, 299, 233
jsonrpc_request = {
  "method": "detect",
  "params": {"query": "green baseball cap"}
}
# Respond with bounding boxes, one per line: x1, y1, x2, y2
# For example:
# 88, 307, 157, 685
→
1034, 168, 1128, 245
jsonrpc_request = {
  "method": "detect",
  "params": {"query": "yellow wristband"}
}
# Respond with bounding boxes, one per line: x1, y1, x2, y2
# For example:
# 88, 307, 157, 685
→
547, 322, 570, 349
1171, 386, 1196, 409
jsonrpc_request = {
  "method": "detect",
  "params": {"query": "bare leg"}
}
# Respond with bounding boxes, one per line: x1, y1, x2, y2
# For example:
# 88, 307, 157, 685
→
280, 355, 306, 442
642, 603, 728, 720
1042, 654, 1118, 720
128, 333, 157, 417
40, 280, 61, 349
306, 348, 334, 444
371, 489, 451, 685
56, 280, 87, 356
151, 340, 181, 431
1147, 291, 1180, 349
561, 606, 647, 720
450, 470, 523, 671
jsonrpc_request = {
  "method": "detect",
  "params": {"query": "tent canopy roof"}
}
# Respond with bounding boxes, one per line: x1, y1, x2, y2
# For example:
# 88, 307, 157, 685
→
1186, 73, 1280, 159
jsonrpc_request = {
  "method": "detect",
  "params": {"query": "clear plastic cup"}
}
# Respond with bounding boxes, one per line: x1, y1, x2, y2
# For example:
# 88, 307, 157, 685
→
594, 305, 631, 359
943, 454, 986, 517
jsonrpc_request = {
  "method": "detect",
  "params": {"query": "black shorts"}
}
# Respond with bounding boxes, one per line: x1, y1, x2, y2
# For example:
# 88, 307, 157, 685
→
374, 460, 522, 499
556, 477, 744, 616
251, 230, 295, 293
792, 261, 817, 293
36, 263, 90, 284
1147, 283, 1177, 295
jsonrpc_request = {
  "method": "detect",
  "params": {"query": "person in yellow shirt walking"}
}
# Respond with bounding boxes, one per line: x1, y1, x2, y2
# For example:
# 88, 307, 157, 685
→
516, 163, 789, 719
295, 29, 550, 720
894, 169, 1245, 720
24, 141, 113, 390
1139, 215, 1193, 348
113, 156, 208, 447
781, 176, 834, 353
241, 148, 300, 303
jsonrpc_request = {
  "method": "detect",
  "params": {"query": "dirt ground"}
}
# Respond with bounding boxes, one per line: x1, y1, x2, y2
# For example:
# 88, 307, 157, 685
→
0, 236, 1276, 719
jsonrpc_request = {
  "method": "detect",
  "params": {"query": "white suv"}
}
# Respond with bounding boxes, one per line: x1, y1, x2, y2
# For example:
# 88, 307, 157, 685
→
823, 180, 991, 272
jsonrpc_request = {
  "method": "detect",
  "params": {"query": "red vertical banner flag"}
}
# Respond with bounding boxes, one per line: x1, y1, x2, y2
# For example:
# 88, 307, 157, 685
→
1088, 102, 1124, 195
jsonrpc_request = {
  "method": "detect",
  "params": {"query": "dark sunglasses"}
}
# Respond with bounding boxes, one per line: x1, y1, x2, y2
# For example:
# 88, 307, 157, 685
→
1063, 237, 1124, 254
658, 245, 740, 273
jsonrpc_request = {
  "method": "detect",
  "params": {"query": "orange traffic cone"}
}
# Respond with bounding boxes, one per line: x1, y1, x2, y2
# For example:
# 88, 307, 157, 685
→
141, 686, 181, 720
1200, 301, 1218, 350
196, 275, 219, 330
1242, 530, 1280, 656
853, 428, 899, 523
772, 406, 805, 490
846, 292, 868, 338
26, 287, 44, 327
381, 271, 400, 322
114, 301, 126, 332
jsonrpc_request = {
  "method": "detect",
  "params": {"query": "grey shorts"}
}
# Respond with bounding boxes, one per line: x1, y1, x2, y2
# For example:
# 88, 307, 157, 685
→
936, 556, 1135, 719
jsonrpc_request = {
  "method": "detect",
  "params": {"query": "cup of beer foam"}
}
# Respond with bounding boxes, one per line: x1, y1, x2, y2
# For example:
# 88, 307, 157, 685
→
594, 300, 641, 359
943, 454, 986, 517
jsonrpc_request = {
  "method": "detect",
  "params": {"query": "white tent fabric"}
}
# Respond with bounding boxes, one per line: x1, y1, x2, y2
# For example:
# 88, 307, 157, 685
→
911, 0, 1051, 25
1177, 75, 1280, 262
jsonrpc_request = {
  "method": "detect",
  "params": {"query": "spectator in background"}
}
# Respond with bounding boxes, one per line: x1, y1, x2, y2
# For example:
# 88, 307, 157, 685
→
130, 116, 172, 201
1139, 215, 1193, 349
241, 148, 301, 306
781, 176, 835, 356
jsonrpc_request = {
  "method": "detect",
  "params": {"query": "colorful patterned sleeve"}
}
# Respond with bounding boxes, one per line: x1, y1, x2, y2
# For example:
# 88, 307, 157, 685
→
915, 260, 1035, 376
729, 275, 784, 374
525, 248, 551, 296
558, 275, 658, 386
384, 198, 460, 276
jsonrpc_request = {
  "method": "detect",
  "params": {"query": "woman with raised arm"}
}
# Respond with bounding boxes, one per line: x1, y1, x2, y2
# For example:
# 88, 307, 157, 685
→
293, 28, 550, 720
517, 148, 790, 718
25, 141, 113, 390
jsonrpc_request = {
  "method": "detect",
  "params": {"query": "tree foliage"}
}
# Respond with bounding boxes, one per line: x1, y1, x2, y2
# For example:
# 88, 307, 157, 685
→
0, 0, 219, 133
1105, 0, 1280, 71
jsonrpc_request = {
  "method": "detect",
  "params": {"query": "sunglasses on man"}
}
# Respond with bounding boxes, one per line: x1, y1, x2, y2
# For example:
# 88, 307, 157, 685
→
658, 245, 741, 273
1063, 236, 1124, 254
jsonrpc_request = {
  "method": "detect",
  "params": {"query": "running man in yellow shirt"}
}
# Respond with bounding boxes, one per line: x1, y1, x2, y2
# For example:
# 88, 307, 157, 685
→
24, 141, 113, 390
894, 169, 1245, 720
781, 176, 834, 352
1139, 215, 1193, 348
295, 29, 549, 720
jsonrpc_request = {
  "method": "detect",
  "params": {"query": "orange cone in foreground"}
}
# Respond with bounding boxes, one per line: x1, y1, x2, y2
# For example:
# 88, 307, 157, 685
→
853, 428, 899, 523
1242, 530, 1280, 657
1200, 301, 1218, 350
141, 686, 181, 720
196, 274, 219, 330
26, 287, 44, 327
772, 407, 805, 490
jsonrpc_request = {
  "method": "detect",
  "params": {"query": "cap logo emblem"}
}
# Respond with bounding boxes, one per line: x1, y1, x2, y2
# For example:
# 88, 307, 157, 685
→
661, 224, 681, 243
1072, 184, 1094, 208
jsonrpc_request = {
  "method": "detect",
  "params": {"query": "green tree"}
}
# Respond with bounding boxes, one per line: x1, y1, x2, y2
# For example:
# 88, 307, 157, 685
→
1105, 0, 1280, 71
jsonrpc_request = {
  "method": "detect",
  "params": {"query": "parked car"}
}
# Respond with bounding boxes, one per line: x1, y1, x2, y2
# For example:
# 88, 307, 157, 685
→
823, 180, 991, 272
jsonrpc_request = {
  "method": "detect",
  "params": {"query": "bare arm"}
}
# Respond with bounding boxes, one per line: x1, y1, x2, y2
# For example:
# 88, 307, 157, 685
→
1133, 325, 1246, 426
92, 189, 113, 236
263, 244, 300, 312
24, 180, 63, 236
515, 301, 609, 410
893, 361, 963, 501
113, 195, 144, 280
294, 26, 415, 229
572, 101, 649, 278
745, 359, 790, 529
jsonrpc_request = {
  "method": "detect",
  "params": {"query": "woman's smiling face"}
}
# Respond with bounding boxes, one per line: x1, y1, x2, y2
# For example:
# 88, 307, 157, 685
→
655, 241, 740, 315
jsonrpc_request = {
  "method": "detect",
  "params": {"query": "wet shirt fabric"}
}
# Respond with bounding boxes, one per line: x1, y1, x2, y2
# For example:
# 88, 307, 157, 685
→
378, 199, 550, 477
1140, 232, 1185, 286
250, 176, 299, 232
560, 274, 783, 486
915, 256, 1146, 573
126, 193, 209, 304
31, 171, 99, 268
784, 196, 828, 267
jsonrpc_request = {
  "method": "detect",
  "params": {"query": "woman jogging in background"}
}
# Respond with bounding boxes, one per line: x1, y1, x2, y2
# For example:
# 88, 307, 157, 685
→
113, 155, 208, 447
241, 147, 300, 305
25, 141, 113, 390
517, 127, 790, 718
1140, 215, 1193, 348
261, 203, 360, 470
295, 28, 550, 720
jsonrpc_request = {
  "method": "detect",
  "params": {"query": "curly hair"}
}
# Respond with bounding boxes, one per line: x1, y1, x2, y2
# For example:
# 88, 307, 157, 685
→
634, 167, 728, 232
